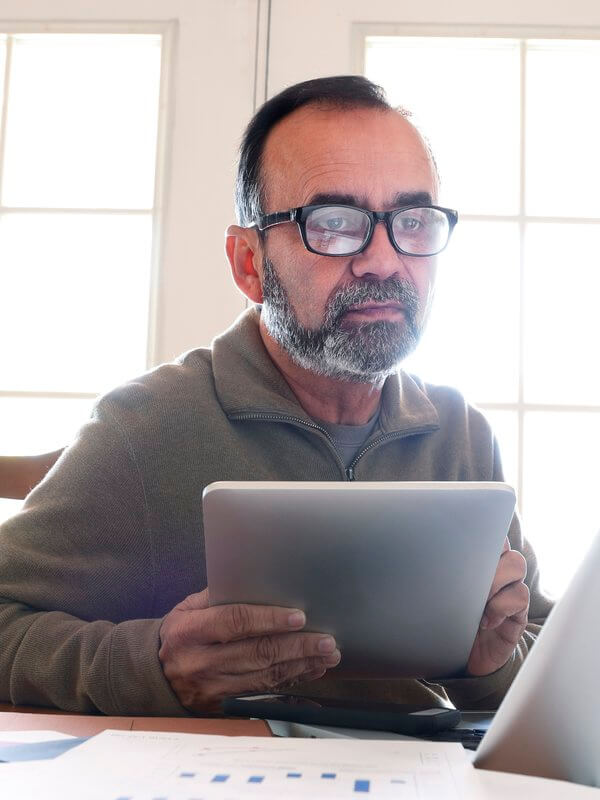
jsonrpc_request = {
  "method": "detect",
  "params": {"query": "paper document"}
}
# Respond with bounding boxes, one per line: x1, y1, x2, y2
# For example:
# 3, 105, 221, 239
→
2, 729, 598, 799
30, 730, 466, 799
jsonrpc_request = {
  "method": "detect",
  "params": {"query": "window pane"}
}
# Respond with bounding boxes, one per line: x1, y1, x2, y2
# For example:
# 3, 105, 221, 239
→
484, 409, 519, 495
523, 223, 600, 405
0, 499, 23, 525
0, 213, 153, 393
403, 221, 520, 404
2, 34, 162, 209
526, 40, 600, 217
365, 36, 520, 215
0, 396, 94, 454
523, 411, 600, 597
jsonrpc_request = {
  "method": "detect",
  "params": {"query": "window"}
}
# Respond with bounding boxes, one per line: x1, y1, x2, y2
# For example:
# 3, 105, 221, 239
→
0, 29, 168, 455
364, 33, 600, 595
0, 27, 170, 521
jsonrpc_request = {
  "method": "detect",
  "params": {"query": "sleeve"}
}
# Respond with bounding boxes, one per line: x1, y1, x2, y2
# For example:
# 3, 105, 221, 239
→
0, 397, 189, 715
428, 436, 555, 710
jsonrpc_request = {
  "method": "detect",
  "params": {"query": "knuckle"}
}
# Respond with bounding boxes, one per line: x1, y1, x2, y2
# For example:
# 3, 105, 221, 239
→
268, 661, 289, 687
265, 606, 280, 629
248, 662, 289, 692
225, 604, 253, 638
159, 610, 188, 652
253, 635, 279, 667
284, 633, 310, 660
307, 656, 329, 672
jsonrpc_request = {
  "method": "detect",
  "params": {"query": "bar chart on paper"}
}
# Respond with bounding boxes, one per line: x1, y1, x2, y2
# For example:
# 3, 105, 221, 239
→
111, 768, 437, 798
138, 766, 421, 797
42, 731, 464, 800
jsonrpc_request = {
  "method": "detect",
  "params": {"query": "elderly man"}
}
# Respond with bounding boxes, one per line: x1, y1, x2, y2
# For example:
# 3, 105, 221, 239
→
0, 76, 551, 716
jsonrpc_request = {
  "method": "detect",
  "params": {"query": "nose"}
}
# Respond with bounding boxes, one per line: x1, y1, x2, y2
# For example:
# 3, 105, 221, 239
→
350, 219, 410, 281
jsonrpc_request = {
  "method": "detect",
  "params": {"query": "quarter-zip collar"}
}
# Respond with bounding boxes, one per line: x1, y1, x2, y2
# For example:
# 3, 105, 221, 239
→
212, 307, 440, 438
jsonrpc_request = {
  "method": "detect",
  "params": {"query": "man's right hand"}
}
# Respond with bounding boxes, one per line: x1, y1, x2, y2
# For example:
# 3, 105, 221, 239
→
158, 588, 341, 713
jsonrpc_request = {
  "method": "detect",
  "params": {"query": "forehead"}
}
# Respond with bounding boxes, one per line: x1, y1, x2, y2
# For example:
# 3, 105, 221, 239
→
261, 105, 437, 211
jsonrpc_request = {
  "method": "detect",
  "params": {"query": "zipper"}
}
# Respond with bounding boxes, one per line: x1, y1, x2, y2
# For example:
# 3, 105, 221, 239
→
346, 426, 437, 478
231, 412, 438, 482
231, 412, 350, 479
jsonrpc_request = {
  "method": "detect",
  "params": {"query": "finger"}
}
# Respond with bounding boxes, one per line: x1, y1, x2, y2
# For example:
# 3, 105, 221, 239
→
219, 655, 339, 698
192, 603, 307, 645
174, 588, 210, 612
481, 582, 529, 629
210, 632, 340, 675
502, 536, 510, 553
487, 549, 527, 601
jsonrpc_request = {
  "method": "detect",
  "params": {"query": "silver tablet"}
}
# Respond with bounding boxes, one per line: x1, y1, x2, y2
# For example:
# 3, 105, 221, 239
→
474, 530, 600, 787
203, 481, 515, 679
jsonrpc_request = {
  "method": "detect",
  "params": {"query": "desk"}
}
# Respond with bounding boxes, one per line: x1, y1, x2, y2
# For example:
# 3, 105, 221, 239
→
0, 702, 271, 737
2, 705, 598, 798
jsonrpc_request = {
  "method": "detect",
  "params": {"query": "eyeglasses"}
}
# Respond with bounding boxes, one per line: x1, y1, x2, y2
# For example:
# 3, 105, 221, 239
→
255, 204, 458, 257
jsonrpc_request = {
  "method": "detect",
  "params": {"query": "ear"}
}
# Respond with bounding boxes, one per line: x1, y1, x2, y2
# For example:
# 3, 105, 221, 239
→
225, 225, 264, 304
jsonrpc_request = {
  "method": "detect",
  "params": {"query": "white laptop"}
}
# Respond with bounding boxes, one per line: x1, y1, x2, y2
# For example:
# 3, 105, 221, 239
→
203, 481, 515, 679
473, 529, 600, 788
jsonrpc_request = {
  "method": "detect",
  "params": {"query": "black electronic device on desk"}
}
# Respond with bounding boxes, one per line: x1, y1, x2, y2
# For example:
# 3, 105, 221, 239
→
223, 694, 461, 736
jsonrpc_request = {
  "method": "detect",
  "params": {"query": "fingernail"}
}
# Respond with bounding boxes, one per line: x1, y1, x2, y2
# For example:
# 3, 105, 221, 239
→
318, 636, 336, 654
288, 611, 306, 628
324, 649, 341, 666
480, 615, 489, 629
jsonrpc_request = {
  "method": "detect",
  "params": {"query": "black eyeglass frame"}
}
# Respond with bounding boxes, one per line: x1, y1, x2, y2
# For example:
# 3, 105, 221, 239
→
254, 204, 459, 257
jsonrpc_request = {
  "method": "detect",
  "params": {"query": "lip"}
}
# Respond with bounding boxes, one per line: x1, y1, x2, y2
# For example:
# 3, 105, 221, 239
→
345, 302, 405, 314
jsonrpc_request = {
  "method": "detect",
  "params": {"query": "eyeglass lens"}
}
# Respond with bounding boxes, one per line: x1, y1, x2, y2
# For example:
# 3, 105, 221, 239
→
304, 205, 450, 256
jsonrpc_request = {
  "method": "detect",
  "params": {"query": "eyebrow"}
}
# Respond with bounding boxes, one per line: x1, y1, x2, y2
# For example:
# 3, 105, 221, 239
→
305, 191, 433, 209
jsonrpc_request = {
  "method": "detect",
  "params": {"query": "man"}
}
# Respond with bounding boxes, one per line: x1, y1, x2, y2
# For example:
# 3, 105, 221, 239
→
0, 76, 551, 715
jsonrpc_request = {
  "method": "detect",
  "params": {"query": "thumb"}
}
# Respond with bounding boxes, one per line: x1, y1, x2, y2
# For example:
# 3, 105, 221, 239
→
175, 587, 210, 612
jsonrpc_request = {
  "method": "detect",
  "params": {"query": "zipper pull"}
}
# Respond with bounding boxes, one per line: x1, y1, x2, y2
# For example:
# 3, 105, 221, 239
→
346, 466, 355, 481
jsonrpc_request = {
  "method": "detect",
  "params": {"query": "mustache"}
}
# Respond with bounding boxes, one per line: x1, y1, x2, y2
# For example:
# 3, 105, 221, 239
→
324, 277, 420, 328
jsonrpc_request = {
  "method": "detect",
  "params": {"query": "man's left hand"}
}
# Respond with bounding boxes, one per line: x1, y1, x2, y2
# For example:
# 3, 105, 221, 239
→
466, 537, 530, 677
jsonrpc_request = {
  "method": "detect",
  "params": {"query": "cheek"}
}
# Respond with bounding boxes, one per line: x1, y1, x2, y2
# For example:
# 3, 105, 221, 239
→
266, 239, 330, 323
407, 260, 437, 320
291, 269, 338, 327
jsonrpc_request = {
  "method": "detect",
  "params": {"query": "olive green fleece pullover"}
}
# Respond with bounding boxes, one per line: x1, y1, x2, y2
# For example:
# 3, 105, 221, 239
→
0, 307, 552, 714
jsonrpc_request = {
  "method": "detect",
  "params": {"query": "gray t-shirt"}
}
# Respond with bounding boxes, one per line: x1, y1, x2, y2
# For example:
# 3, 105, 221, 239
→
317, 411, 380, 469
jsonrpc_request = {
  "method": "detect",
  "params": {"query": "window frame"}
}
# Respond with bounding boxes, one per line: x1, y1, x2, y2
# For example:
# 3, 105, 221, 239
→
0, 21, 175, 410
353, 23, 600, 521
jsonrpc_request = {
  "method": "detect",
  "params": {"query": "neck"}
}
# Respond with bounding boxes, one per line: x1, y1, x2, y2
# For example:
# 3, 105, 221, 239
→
259, 318, 384, 425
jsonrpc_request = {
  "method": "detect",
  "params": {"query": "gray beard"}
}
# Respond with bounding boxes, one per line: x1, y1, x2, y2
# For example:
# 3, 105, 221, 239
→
261, 257, 422, 383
